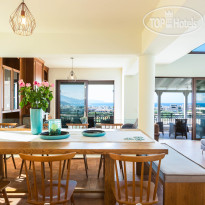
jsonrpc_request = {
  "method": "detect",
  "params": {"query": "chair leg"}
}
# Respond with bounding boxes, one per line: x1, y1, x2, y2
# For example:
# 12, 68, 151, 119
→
83, 154, 88, 170
98, 155, 103, 178
2, 188, 9, 205
19, 160, 24, 178
83, 154, 88, 178
3, 154, 7, 178
11, 154, 16, 169
71, 194, 75, 205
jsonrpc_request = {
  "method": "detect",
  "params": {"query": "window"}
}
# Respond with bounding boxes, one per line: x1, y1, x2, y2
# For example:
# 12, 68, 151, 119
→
56, 80, 114, 127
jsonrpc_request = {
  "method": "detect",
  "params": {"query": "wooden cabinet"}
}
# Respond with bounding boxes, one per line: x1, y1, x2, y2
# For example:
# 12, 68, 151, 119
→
34, 58, 44, 82
43, 66, 49, 81
0, 57, 49, 124
0, 58, 20, 123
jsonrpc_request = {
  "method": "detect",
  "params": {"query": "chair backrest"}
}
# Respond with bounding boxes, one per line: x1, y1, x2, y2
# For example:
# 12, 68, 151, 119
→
175, 119, 187, 132
101, 123, 123, 129
43, 123, 49, 129
109, 153, 165, 205
66, 123, 89, 129
19, 153, 76, 204
0, 123, 17, 128
156, 122, 163, 132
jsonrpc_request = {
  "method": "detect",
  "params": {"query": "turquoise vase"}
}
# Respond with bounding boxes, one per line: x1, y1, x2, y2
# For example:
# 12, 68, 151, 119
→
30, 108, 43, 135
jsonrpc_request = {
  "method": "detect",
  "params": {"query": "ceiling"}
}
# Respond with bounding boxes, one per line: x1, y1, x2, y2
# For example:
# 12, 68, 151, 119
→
0, 0, 205, 70
155, 78, 192, 91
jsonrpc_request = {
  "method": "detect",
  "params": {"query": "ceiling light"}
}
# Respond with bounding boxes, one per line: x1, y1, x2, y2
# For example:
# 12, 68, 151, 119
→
9, 0, 36, 36
68, 57, 77, 81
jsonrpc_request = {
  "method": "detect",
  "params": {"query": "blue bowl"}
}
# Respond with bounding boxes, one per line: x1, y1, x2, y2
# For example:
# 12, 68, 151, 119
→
82, 130, 106, 137
40, 131, 70, 140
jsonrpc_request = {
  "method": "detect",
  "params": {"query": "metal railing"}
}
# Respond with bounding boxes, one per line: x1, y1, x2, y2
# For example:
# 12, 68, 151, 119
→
154, 113, 192, 126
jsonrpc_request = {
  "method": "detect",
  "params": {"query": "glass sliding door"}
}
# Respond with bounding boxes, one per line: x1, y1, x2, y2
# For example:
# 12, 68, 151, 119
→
88, 82, 114, 125
194, 79, 205, 139
57, 81, 87, 127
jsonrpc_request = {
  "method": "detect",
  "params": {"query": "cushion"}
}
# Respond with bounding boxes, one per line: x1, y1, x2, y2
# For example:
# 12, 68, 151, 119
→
201, 143, 205, 151
201, 139, 205, 146
132, 119, 138, 129
153, 144, 205, 183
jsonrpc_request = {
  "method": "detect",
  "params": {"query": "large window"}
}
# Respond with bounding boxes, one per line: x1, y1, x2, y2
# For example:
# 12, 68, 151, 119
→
56, 80, 114, 127
88, 82, 114, 124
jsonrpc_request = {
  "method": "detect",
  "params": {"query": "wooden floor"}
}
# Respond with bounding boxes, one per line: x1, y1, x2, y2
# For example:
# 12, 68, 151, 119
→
0, 156, 164, 205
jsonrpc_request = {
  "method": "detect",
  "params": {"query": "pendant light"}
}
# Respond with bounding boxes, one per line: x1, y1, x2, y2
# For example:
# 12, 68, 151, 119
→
68, 57, 77, 81
9, 0, 36, 36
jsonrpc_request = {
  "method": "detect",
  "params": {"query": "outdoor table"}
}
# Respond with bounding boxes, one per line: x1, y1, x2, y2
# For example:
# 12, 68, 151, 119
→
0, 128, 168, 205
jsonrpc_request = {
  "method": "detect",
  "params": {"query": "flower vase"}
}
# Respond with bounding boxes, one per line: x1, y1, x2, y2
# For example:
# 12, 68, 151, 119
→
30, 108, 43, 135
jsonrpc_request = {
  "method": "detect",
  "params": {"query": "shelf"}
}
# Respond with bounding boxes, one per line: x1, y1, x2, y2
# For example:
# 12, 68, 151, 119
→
2, 110, 20, 114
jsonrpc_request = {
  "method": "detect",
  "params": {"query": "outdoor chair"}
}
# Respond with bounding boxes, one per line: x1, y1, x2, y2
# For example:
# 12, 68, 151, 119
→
109, 153, 165, 205
0, 123, 17, 178
175, 119, 188, 139
156, 122, 164, 135
19, 153, 77, 205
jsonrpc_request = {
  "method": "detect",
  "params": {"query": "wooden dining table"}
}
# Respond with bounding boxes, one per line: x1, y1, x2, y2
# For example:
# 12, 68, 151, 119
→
0, 128, 168, 205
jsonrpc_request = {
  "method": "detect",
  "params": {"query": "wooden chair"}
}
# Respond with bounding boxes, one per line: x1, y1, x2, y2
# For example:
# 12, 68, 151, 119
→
98, 123, 123, 178
19, 153, 77, 205
19, 124, 49, 177
43, 123, 49, 129
0, 180, 10, 204
65, 123, 89, 178
66, 123, 89, 129
109, 153, 165, 205
101, 123, 123, 129
0, 123, 18, 178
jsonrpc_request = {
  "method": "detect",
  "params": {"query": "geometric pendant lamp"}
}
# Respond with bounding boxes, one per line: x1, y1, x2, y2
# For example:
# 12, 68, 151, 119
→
9, 0, 36, 36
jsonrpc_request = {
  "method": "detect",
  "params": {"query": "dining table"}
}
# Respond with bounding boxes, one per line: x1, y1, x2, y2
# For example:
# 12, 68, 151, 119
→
0, 128, 168, 205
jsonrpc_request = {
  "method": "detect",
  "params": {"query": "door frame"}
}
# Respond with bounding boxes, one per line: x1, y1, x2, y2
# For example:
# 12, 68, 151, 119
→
192, 77, 205, 140
56, 80, 115, 123
56, 80, 88, 119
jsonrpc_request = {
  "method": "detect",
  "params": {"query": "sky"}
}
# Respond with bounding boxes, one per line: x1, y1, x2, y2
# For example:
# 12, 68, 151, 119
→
154, 92, 192, 104
192, 43, 205, 52
61, 83, 114, 103
88, 84, 114, 103
61, 84, 85, 100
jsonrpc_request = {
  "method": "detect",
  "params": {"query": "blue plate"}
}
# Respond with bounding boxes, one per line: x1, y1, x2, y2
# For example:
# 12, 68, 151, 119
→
82, 130, 106, 137
40, 131, 70, 140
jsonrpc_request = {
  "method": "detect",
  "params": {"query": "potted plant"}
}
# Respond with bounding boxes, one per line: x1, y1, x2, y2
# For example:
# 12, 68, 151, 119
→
19, 80, 54, 135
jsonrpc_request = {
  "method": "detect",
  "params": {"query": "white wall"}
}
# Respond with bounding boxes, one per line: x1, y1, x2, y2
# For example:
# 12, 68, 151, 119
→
48, 68, 123, 123
156, 54, 205, 77
124, 74, 138, 123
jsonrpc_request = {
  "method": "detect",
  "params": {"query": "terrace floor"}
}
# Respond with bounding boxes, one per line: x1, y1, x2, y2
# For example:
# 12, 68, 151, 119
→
159, 131, 192, 140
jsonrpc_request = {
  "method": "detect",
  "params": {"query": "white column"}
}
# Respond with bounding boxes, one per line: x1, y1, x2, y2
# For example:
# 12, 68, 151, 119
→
156, 91, 162, 122
183, 91, 189, 119
138, 55, 155, 138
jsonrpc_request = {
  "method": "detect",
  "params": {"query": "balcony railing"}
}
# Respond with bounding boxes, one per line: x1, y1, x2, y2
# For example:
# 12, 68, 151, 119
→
154, 113, 192, 126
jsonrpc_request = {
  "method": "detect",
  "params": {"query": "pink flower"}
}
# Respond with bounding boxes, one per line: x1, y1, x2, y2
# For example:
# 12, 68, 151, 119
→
26, 83, 31, 87
42, 81, 49, 87
18, 79, 24, 84
37, 82, 41, 87
33, 81, 38, 85
19, 82, 25, 87
50, 83, 54, 87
